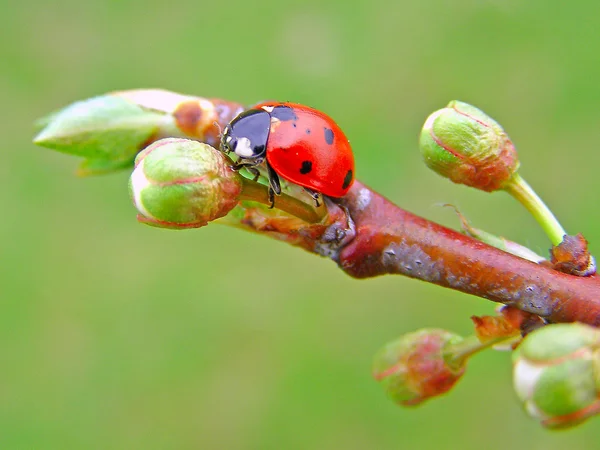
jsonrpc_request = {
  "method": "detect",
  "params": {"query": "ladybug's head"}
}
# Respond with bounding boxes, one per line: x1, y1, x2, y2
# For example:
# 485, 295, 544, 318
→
220, 108, 271, 160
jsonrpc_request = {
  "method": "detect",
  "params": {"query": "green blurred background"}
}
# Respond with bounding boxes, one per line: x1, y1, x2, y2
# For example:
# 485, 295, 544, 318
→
3, 0, 600, 448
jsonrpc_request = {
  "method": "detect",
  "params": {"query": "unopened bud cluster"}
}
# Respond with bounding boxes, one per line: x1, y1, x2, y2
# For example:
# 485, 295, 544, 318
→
372, 329, 466, 406
420, 100, 520, 192
513, 323, 600, 429
129, 138, 243, 229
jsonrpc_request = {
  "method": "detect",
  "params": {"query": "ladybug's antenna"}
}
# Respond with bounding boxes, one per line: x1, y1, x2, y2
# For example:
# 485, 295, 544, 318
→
213, 121, 223, 138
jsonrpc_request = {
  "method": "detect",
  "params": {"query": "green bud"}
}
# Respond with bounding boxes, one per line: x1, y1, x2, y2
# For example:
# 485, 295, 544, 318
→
512, 323, 600, 429
33, 95, 167, 176
129, 138, 243, 229
419, 100, 520, 192
372, 329, 466, 406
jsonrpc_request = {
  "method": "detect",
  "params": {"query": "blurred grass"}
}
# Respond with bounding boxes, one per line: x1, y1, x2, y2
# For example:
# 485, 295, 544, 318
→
2, 0, 600, 448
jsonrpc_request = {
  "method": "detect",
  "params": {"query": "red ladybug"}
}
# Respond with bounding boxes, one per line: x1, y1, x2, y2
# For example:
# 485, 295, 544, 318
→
220, 102, 355, 206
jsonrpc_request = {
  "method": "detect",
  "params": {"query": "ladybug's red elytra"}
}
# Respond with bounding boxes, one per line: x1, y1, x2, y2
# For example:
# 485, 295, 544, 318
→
220, 102, 355, 206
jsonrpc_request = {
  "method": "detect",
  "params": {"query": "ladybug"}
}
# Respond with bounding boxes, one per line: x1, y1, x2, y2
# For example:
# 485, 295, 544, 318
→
220, 102, 355, 206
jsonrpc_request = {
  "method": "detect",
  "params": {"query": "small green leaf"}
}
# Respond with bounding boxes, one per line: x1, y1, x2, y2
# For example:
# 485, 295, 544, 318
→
34, 95, 166, 164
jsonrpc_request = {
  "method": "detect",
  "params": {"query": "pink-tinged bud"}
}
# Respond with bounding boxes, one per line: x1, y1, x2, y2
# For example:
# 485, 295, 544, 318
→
129, 138, 243, 229
372, 329, 466, 406
419, 100, 520, 192
513, 323, 600, 429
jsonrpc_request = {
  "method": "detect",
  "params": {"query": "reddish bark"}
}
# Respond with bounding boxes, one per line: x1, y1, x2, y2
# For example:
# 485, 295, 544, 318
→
335, 182, 600, 326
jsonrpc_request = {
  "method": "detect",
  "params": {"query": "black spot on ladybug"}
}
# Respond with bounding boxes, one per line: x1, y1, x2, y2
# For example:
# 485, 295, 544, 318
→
305, 128, 311, 135
300, 160, 313, 174
292, 123, 297, 128
324, 127, 334, 145
271, 105, 298, 121
342, 169, 353, 190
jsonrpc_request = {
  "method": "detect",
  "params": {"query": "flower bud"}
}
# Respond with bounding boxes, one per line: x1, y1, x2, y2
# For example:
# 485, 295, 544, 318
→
419, 100, 520, 192
372, 329, 466, 406
512, 323, 600, 429
129, 138, 243, 229
33, 95, 166, 176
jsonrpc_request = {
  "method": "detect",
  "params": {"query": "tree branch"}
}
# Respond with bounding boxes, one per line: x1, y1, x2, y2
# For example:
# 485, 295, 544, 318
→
229, 178, 600, 326
334, 182, 600, 325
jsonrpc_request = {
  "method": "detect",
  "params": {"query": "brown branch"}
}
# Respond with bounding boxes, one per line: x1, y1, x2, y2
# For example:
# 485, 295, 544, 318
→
230, 179, 600, 326
334, 182, 600, 326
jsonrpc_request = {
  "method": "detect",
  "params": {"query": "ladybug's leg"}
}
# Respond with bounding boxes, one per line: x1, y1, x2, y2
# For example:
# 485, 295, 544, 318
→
231, 160, 264, 182
231, 159, 263, 171
268, 187, 275, 208
266, 162, 281, 209
245, 166, 261, 182
303, 188, 321, 207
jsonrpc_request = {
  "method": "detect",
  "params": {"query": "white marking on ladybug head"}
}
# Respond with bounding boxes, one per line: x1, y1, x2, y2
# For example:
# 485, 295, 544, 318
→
235, 137, 255, 158
262, 106, 274, 113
